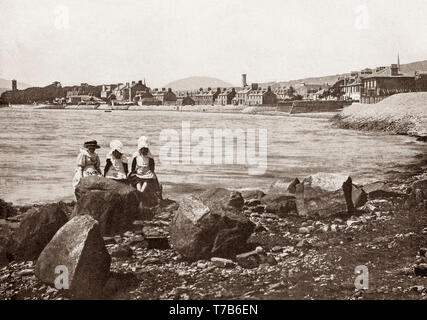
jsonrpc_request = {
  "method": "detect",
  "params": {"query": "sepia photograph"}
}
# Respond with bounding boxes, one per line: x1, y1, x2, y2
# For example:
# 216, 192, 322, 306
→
0, 0, 427, 307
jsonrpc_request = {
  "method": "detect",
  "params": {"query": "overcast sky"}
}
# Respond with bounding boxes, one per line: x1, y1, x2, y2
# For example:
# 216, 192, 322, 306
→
1, 0, 427, 87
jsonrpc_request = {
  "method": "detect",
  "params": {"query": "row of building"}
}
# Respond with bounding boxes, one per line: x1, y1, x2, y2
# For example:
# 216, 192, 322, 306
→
94, 74, 316, 106
337, 57, 427, 104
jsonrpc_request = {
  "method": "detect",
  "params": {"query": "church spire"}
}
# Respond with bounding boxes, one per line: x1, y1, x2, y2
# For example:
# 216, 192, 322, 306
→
397, 52, 400, 71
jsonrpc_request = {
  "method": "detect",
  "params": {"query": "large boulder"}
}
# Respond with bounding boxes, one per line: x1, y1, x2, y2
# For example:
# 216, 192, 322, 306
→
260, 193, 297, 216
73, 176, 153, 236
362, 181, 404, 199
294, 175, 349, 217
342, 177, 368, 212
10, 204, 68, 261
35, 215, 111, 300
170, 188, 254, 259
75, 175, 160, 207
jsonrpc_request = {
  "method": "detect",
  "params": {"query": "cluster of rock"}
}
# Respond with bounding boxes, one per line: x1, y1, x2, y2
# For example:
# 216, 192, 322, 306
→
168, 174, 379, 269
1, 172, 425, 299
0, 176, 165, 299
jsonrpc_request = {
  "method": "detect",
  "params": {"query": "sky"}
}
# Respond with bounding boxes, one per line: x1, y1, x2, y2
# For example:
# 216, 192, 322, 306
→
1, 0, 427, 87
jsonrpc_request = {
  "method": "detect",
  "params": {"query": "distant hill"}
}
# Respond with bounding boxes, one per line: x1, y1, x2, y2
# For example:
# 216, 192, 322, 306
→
260, 59, 427, 88
0, 78, 32, 91
164, 76, 234, 91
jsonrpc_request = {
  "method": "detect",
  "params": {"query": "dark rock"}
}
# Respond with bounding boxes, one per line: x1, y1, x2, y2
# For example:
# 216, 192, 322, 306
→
414, 263, 427, 277
73, 176, 144, 236
103, 236, 116, 245
342, 177, 368, 212
236, 253, 260, 269
363, 181, 404, 199
0, 199, 17, 219
406, 179, 427, 208
287, 178, 301, 194
145, 235, 170, 250
251, 205, 265, 213
35, 215, 111, 300
245, 199, 262, 207
11, 204, 68, 261
0, 220, 14, 266
260, 193, 297, 217
241, 190, 266, 200
110, 245, 133, 258
170, 188, 254, 259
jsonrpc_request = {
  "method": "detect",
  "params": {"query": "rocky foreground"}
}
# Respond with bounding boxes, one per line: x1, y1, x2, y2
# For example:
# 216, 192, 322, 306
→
0, 159, 427, 300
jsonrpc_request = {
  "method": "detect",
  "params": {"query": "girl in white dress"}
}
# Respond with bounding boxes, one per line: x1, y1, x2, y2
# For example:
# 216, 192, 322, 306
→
104, 140, 128, 181
72, 140, 102, 189
129, 136, 160, 195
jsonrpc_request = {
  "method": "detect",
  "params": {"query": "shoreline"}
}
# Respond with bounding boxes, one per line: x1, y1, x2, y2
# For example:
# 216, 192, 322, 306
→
332, 93, 427, 139
1, 150, 426, 300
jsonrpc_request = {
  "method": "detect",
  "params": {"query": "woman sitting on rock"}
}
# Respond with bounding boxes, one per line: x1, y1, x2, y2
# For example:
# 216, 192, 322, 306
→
129, 136, 161, 197
104, 139, 128, 181
72, 140, 102, 189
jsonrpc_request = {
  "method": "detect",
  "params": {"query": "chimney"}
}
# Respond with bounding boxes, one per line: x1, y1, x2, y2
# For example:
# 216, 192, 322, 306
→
132, 81, 136, 86
12, 79, 17, 91
391, 64, 399, 76
251, 83, 258, 90
138, 80, 143, 85
242, 74, 247, 87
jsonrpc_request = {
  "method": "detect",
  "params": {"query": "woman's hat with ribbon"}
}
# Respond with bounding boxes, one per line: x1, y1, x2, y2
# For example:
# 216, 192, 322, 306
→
83, 140, 101, 149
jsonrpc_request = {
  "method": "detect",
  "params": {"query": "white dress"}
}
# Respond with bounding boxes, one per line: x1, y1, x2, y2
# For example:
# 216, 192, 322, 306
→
105, 152, 128, 180
72, 148, 101, 189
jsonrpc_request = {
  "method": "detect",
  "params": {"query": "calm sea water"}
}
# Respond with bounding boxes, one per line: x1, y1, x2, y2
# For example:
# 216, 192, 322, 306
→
0, 108, 425, 205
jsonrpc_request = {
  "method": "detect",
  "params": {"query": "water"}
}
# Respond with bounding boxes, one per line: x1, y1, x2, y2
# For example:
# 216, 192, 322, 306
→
0, 108, 425, 205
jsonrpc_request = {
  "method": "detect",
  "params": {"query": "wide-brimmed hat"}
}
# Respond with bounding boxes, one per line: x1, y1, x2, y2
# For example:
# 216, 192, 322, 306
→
83, 140, 101, 149
137, 136, 150, 150
109, 140, 123, 153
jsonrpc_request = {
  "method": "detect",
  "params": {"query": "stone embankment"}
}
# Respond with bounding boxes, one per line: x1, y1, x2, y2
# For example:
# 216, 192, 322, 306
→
333, 93, 427, 138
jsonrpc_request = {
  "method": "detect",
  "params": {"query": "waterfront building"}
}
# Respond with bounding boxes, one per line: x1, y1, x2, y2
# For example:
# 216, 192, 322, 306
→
217, 88, 236, 105
176, 93, 195, 106
360, 64, 416, 104
193, 88, 221, 105
102, 80, 148, 102
236, 87, 251, 105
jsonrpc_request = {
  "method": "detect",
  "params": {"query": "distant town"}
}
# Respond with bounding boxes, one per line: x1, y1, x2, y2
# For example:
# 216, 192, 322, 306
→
1, 56, 427, 107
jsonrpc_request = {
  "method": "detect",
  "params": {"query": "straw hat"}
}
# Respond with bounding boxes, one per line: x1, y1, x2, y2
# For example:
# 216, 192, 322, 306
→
83, 140, 100, 149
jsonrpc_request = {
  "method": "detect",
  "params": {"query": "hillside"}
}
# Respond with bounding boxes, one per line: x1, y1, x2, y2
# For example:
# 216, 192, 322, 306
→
164, 76, 233, 91
262, 59, 427, 88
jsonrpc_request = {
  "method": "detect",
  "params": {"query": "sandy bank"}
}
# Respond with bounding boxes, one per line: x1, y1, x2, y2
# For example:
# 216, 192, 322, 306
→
334, 93, 427, 137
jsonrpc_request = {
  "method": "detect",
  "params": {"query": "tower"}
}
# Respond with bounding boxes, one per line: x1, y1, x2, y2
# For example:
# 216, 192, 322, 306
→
242, 74, 247, 87
12, 79, 17, 91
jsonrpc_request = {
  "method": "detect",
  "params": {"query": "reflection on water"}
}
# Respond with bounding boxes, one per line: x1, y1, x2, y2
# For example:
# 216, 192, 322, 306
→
0, 108, 424, 205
